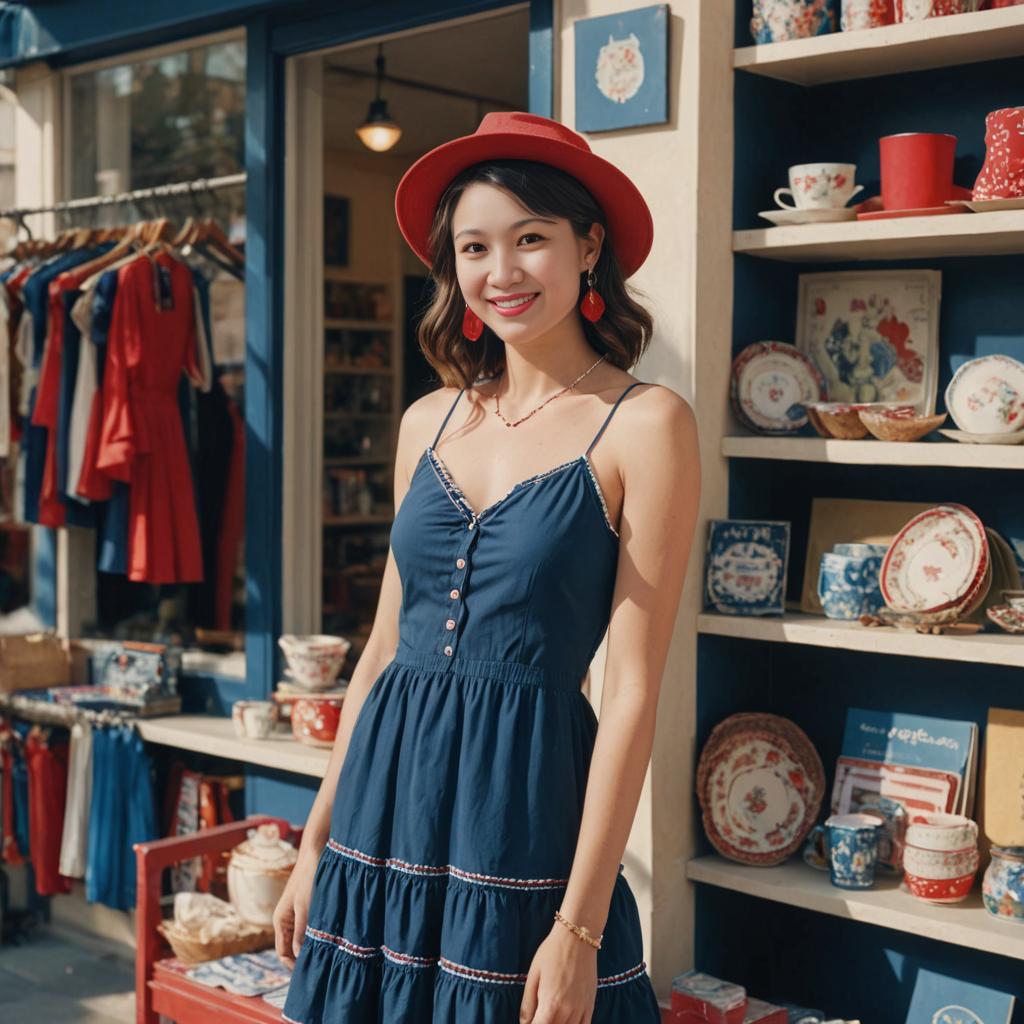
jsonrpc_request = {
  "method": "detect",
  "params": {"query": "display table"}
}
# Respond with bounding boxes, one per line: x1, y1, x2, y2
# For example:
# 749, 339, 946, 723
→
137, 715, 331, 778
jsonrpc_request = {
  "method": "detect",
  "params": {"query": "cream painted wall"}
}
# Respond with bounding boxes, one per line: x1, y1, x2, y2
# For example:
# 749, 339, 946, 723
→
323, 148, 409, 283
556, 0, 734, 1001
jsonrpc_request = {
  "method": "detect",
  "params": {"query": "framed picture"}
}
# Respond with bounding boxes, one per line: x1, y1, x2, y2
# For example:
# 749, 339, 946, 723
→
573, 4, 668, 133
704, 519, 790, 617
795, 269, 942, 414
324, 194, 350, 268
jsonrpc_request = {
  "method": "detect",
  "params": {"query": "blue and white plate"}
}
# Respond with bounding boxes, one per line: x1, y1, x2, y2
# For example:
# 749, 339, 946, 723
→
705, 519, 791, 616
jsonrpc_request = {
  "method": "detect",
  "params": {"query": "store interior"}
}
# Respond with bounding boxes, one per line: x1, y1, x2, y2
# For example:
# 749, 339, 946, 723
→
311, 10, 529, 659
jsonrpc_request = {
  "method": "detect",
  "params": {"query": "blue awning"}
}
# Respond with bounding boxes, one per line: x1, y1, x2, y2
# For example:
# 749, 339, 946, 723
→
0, 0, 286, 69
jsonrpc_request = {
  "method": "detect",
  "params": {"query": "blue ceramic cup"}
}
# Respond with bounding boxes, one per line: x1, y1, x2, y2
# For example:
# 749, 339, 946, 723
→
825, 813, 882, 889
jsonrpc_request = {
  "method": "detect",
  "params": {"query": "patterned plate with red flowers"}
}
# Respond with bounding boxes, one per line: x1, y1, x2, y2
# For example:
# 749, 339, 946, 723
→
697, 713, 825, 866
730, 341, 827, 434
880, 504, 988, 615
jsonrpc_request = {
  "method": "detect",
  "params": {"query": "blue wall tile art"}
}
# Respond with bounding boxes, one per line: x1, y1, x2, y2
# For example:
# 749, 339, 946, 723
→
573, 4, 668, 133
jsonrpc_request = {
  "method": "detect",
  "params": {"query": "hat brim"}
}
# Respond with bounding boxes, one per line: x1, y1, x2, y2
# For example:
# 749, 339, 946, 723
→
394, 131, 653, 279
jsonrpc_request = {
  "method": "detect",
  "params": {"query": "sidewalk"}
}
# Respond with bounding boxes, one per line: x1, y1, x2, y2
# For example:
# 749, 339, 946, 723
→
0, 928, 135, 1024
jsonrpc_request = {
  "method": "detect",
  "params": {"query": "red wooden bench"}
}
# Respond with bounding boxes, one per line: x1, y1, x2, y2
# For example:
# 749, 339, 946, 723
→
134, 815, 302, 1024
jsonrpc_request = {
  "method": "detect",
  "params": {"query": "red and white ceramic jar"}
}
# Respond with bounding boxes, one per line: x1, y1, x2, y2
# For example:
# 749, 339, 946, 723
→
973, 107, 1024, 201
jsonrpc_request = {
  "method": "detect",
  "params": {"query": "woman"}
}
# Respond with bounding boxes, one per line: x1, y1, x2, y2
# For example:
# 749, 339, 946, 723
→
275, 111, 700, 1024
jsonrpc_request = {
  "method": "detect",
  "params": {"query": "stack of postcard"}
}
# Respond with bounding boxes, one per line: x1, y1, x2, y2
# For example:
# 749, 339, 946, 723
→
831, 708, 978, 872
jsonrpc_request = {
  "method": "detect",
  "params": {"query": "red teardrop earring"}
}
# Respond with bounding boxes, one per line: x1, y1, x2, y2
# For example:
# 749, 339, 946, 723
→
579, 267, 605, 323
462, 302, 484, 342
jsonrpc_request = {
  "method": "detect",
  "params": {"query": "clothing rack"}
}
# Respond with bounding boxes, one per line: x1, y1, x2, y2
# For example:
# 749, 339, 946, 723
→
0, 171, 247, 236
0, 692, 160, 730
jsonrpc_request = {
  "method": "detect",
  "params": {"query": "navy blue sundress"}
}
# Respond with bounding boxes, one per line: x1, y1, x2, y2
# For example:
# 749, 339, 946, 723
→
282, 380, 661, 1023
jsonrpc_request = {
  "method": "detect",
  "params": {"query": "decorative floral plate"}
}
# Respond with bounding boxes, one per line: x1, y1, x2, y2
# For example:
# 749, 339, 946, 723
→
938, 428, 1024, 445
944, 354, 1024, 435
880, 504, 989, 615
704, 520, 790, 616
987, 605, 1024, 634
730, 341, 827, 434
697, 713, 825, 866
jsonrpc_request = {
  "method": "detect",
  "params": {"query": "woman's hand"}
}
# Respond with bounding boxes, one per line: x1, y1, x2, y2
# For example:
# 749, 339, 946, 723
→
519, 924, 598, 1024
273, 853, 318, 968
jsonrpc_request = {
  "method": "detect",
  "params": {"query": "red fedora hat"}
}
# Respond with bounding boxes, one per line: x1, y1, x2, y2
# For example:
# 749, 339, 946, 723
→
394, 111, 654, 279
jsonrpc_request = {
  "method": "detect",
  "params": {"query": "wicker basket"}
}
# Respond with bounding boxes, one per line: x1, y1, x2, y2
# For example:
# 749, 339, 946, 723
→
157, 919, 276, 964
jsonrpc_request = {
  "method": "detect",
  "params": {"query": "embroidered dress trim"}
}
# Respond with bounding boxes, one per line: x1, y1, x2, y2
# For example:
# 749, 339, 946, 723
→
301, 924, 648, 990
427, 445, 583, 523
325, 837, 570, 890
582, 454, 619, 539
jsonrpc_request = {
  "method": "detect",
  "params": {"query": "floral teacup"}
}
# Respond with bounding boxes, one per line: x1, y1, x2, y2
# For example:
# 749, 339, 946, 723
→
774, 162, 864, 210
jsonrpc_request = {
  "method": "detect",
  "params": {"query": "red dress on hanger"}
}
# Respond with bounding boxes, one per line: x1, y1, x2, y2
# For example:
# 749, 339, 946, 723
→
96, 252, 205, 583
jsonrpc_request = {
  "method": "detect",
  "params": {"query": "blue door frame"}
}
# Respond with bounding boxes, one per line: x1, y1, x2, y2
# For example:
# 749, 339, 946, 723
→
242, 0, 552, 702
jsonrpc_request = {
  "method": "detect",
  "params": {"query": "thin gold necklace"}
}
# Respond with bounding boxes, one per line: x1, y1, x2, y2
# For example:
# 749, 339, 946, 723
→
493, 354, 607, 428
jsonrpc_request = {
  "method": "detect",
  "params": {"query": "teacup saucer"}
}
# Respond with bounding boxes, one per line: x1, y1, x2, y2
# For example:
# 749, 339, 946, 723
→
858, 205, 967, 220
939, 428, 1024, 445
946, 196, 1024, 213
758, 207, 857, 226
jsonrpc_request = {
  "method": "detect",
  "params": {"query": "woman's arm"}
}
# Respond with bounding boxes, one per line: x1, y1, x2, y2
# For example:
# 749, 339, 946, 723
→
557, 385, 701, 939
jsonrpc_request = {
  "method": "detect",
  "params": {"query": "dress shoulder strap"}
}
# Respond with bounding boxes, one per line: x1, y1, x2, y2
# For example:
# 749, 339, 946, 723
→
585, 381, 646, 457
431, 388, 466, 448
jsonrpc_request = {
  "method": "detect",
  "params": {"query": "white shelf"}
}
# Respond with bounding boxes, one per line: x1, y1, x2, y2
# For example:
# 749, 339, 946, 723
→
721, 435, 1024, 470
734, 209, 1024, 262
697, 611, 1024, 668
137, 715, 331, 778
180, 649, 246, 680
734, 7, 1024, 86
687, 855, 1023, 961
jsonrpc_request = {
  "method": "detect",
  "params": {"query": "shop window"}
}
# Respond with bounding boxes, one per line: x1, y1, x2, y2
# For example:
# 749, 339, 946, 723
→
47, 37, 248, 658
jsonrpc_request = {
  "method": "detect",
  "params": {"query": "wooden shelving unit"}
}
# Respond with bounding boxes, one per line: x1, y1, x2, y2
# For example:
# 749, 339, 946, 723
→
735, 209, 1024, 262
734, 6, 1024, 84
692, 7, 1024, 1007
721, 435, 1024, 470
687, 856, 1024, 962
698, 611, 1024, 669
320, 278, 400, 634
137, 715, 331, 777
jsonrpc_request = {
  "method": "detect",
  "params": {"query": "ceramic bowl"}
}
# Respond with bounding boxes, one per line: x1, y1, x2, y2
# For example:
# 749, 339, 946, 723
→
278, 634, 351, 691
903, 844, 979, 879
1002, 590, 1024, 611
904, 869, 977, 904
291, 694, 345, 748
858, 408, 948, 442
906, 813, 978, 852
805, 402, 871, 440
231, 700, 279, 740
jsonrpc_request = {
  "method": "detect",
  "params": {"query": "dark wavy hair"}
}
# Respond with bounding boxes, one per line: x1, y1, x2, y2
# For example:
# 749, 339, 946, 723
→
415, 159, 653, 389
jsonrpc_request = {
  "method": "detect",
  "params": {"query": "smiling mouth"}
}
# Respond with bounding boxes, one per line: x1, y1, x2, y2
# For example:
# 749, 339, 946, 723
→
488, 293, 539, 313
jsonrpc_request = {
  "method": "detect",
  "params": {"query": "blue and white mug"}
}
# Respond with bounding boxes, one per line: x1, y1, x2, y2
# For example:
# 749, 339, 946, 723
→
825, 813, 882, 889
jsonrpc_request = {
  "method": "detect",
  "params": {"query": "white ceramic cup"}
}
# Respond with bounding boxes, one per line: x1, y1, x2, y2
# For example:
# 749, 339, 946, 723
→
240, 701, 278, 740
905, 813, 978, 852
903, 844, 979, 880
774, 162, 864, 210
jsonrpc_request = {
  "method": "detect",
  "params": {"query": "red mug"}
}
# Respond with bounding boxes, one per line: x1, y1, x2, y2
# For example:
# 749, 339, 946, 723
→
879, 132, 958, 210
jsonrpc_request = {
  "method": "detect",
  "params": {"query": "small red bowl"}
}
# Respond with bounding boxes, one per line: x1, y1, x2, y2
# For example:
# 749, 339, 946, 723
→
904, 870, 976, 904
291, 695, 344, 748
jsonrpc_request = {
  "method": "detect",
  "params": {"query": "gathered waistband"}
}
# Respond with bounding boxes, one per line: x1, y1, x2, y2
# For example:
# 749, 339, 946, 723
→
391, 649, 583, 692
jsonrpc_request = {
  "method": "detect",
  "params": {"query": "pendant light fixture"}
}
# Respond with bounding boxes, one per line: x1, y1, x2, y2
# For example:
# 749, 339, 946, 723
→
356, 44, 402, 153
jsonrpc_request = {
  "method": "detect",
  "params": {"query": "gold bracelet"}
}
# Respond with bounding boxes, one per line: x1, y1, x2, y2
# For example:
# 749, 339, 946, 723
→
553, 910, 602, 949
